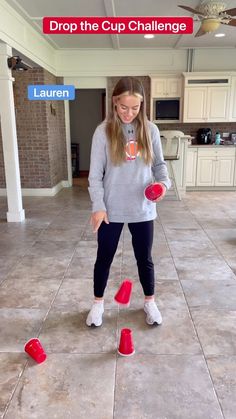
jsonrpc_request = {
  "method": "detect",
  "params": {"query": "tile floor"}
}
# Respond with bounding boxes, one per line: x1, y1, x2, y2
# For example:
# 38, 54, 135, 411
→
0, 183, 236, 419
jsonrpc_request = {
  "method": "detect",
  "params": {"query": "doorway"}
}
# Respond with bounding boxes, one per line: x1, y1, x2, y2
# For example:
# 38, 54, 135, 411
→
69, 89, 106, 179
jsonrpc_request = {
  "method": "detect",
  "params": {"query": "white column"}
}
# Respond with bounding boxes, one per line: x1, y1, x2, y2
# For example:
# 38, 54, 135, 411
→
0, 43, 25, 222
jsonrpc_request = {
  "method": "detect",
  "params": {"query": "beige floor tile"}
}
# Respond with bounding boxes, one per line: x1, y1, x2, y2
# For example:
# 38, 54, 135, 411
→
0, 308, 46, 352
164, 227, 211, 242
207, 356, 236, 419
24, 240, 78, 258
74, 240, 98, 258
122, 257, 178, 281
154, 257, 179, 280
0, 277, 61, 309
204, 228, 236, 242
39, 310, 118, 354
197, 218, 236, 229
124, 280, 186, 310
0, 353, 27, 417
66, 254, 121, 280
0, 239, 34, 257
114, 355, 223, 419
8, 255, 70, 280
51, 277, 119, 311
4, 354, 116, 419
224, 256, 236, 275
0, 257, 20, 283
181, 279, 236, 309
1, 188, 236, 418
118, 308, 201, 355
174, 256, 236, 281
168, 239, 219, 258
38, 226, 84, 241
191, 308, 236, 356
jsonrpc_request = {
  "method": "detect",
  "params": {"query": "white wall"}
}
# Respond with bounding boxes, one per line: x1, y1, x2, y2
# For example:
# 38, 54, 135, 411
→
192, 49, 236, 72
0, 0, 56, 74
56, 49, 188, 77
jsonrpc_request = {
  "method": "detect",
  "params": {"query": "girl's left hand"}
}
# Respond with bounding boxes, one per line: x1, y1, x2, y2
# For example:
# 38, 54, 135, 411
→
153, 183, 166, 202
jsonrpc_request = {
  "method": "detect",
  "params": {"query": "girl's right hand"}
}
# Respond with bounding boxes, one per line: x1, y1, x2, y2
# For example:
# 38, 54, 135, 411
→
90, 211, 109, 233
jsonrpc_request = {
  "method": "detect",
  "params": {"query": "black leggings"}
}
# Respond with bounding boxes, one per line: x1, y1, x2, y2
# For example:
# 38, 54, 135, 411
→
94, 220, 155, 297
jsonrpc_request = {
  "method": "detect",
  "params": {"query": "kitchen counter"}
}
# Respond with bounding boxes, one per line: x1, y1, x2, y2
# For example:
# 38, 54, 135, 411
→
186, 144, 236, 191
188, 144, 236, 148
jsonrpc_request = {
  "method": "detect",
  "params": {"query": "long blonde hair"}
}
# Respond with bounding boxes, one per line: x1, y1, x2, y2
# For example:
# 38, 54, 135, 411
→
106, 77, 153, 165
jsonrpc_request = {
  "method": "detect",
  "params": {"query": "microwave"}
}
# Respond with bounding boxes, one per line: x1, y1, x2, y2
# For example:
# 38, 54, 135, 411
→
153, 98, 180, 122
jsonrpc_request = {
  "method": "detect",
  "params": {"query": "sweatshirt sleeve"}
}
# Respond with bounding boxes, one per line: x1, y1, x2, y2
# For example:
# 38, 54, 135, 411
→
150, 123, 171, 189
88, 125, 107, 212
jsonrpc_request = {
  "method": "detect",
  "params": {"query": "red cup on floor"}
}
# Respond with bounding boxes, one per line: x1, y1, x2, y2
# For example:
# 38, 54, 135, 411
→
144, 183, 164, 201
24, 338, 47, 364
114, 280, 133, 306
118, 328, 135, 356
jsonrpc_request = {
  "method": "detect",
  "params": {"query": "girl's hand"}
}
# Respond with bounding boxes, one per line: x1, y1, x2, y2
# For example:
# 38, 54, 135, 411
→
90, 211, 109, 233
153, 183, 166, 202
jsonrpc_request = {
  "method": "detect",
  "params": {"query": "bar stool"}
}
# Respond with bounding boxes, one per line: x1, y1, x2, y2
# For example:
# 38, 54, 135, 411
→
160, 130, 185, 201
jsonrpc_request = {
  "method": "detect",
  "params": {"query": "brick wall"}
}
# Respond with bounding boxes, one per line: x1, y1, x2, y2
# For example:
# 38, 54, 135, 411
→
0, 68, 67, 188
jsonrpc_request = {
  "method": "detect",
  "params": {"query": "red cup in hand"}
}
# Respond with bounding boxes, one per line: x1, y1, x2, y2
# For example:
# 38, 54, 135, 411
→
114, 280, 133, 306
144, 183, 164, 201
118, 328, 135, 356
24, 338, 47, 364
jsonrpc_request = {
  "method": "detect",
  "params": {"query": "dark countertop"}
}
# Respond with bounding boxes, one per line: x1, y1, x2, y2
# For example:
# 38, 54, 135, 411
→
188, 144, 236, 148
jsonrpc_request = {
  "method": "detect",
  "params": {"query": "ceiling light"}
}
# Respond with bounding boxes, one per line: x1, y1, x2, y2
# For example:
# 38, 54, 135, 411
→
214, 33, 226, 37
200, 19, 221, 33
144, 34, 154, 39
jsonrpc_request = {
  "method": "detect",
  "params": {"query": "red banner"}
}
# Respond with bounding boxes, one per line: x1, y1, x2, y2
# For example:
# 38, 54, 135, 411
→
43, 17, 193, 35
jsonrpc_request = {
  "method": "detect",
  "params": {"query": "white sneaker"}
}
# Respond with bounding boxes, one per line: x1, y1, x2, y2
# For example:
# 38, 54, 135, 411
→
86, 302, 104, 327
144, 301, 162, 325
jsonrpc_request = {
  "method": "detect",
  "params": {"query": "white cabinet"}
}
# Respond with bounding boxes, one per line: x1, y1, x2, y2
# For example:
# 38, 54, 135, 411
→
197, 155, 215, 186
186, 147, 198, 187
229, 76, 236, 121
196, 148, 235, 187
183, 86, 230, 122
151, 77, 181, 98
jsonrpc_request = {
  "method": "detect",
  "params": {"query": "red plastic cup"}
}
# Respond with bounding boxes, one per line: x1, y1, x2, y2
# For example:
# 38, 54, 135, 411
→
118, 328, 135, 356
114, 280, 133, 306
144, 183, 164, 201
24, 338, 47, 364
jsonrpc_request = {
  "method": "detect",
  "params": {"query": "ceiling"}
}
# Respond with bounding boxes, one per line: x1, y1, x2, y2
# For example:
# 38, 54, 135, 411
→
7, 0, 236, 50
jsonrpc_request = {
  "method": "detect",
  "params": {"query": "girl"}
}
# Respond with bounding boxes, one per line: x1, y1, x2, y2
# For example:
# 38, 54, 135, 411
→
86, 76, 171, 327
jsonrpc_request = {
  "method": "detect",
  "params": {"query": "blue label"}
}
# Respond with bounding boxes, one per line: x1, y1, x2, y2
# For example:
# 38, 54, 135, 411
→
28, 85, 75, 100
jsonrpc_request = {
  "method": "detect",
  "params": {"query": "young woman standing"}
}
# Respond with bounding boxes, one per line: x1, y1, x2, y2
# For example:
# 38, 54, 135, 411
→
86, 76, 171, 327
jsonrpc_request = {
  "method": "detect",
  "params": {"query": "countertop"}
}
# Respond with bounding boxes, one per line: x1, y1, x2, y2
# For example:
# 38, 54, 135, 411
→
188, 144, 236, 148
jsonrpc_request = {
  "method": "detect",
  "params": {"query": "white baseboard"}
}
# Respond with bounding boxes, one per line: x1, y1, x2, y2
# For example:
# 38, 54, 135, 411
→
0, 180, 71, 197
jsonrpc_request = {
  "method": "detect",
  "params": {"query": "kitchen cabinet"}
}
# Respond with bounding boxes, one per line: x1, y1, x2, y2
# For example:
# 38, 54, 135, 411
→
229, 76, 236, 121
186, 147, 198, 187
183, 86, 230, 123
151, 77, 182, 98
196, 148, 235, 187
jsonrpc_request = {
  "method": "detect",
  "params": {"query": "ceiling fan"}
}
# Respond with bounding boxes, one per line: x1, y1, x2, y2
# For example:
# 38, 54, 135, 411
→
178, 1, 236, 37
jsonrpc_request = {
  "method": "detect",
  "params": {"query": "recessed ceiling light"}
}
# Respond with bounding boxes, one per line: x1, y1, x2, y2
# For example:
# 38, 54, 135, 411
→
144, 34, 154, 39
214, 33, 225, 37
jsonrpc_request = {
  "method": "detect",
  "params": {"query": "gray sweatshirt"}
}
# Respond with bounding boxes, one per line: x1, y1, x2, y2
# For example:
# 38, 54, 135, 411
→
88, 120, 171, 223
